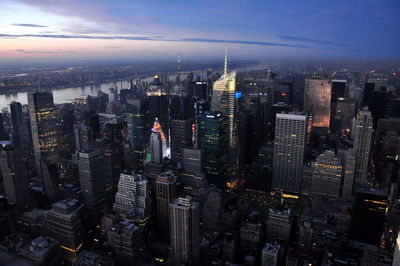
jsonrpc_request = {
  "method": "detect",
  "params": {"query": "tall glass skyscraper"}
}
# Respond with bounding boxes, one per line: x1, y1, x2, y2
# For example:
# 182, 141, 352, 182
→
28, 92, 59, 169
210, 71, 237, 148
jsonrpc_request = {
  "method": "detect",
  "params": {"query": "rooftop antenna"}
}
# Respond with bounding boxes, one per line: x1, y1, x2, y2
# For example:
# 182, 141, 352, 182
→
224, 47, 228, 76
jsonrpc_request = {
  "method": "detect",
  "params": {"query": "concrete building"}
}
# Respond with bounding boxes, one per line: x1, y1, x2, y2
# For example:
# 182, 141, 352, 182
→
156, 170, 177, 243
353, 108, 373, 185
0, 141, 30, 211
266, 208, 292, 244
46, 199, 85, 262
108, 220, 145, 265
77, 150, 106, 218
311, 150, 342, 198
272, 113, 307, 194
169, 197, 200, 266
261, 242, 281, 266
113, 172, 151, 225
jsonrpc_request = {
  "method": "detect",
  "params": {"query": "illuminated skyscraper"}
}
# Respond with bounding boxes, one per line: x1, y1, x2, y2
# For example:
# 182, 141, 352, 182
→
353, 108, 373, 185
304, 76, 331, 128
28, 92, 59, 175
169, 196, 200, 266
210, 70, 236, 148
272, 113, 307, 194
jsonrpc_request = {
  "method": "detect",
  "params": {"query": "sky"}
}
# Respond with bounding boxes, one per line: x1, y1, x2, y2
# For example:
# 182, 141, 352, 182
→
0, 0, 399, 63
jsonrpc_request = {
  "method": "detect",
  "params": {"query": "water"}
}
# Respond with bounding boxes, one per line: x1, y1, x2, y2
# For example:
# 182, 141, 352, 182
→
0, 80, 131, 109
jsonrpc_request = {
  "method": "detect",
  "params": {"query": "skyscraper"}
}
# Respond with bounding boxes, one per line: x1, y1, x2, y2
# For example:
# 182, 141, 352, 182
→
113, 172, 151, 225
126, 96, 150, 168
169, 197, 200, 266
338, 148, 356, 200
77, 150, 106, 218
170, 118, 192, 163
210, 71, 237, 148
0, 141, 30, 211
272, 113, 307, 194
353, 108, 373, 185
199, 112, 229, 188
46, 199, 85, 262
28, 92, 59, 170
9, 101, 24, 149
311, 150, 342, 198
150, 129, 163, 164
156, 170, 177, 243
304, 76, 331, 129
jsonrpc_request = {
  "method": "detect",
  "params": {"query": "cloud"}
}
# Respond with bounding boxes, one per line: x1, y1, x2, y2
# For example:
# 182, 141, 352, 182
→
106, 46, 121, 49
11, 23, 47, 28
278, 35, 347, 47
10, 49, 78, 54
179, 38, 309, 48
0, 33, 309, 48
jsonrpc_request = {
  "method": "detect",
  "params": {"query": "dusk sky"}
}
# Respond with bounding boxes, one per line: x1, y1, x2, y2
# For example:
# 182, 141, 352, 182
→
1, 0, 399, 63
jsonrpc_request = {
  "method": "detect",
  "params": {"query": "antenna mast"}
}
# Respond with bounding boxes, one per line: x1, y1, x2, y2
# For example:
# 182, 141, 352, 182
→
224, 47, 228, 76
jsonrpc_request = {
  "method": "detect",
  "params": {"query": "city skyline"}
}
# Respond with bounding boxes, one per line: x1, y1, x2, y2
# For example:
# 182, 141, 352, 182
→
1, 0, 399, 63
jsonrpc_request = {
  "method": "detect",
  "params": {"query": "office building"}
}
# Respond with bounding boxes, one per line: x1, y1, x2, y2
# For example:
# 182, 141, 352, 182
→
210, 71, 237, 148
10, 101, 24, 149
261, 242, 281, 266
338, 148, 356, 200
113, 172, 151, 225
304, 76, 331, 128
126, 97, 150, 168
272, 113, 307, 194
240, 213, 264, 257
108, 220, 145, 264
77, 150, 106, 217
350, 189, 388, 246
149, 118, 166, 164
273, 81, 293, 105
20, 236, 62, 266
156, 170, 177, 243
170, 118, 192, 163
336, 98, 357, 131
46, 199, 85, 262
266, 208, 292, 244
353, 108, 373, 185
0, 141, 30, 211
311, 150, 342, 198
74, 250, 114, 266
169, 197, 200, 266
28, 92, 59, 169
199, 112, 229, 187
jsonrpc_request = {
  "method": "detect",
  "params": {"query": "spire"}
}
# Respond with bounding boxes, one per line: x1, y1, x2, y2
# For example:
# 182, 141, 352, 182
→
224, 47, 228, 76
